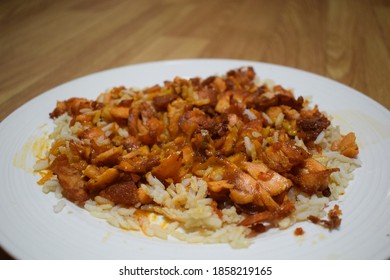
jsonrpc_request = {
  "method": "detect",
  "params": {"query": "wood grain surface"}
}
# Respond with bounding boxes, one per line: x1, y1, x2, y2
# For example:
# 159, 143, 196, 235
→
0, 0, 389, 260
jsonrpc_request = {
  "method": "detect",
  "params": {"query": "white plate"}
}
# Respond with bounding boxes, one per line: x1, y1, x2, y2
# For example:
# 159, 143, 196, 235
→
0, 59, 389, 260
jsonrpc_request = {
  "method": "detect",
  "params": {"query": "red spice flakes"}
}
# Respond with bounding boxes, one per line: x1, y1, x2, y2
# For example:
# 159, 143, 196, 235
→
294, 227, 305, 236
308, 204, 342, 230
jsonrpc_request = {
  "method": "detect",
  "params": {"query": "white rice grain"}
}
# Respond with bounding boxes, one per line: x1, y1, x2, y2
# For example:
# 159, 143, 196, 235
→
261, 112, 272, 125
244, 136, 256, 160
275, 112, 284, 129
33, 159, 50, 171
243, 109, 257, 120
53, 200, 66, 213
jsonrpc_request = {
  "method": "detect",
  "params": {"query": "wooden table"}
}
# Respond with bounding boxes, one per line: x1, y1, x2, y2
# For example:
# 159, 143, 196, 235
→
1, 0, 389, 260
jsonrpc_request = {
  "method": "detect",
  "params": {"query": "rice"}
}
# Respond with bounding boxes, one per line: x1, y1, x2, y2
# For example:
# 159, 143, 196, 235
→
40, 121, 358, 247
244, 136, 256, 160
51, 171, 252, 248
261, 112, 272, 125
35, 69, 360, 249
53, 200, 66, 213
33, 159, 50, 171
42, 179, 60, 194
274, 112, 284, 129
243, 109, 257, 120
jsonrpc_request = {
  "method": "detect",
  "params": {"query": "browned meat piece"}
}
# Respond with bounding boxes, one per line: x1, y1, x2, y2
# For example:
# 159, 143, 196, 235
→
127, 102, 164, 145
297, 108, 330, 142
295, 158, 339, 195
239, 200, 295, 227
127, 105, 140, 136
91, 146, 123, 166
226, 66, 256, 89
50, 155, 89, 205
190, 130, 216, 161
110, 106, 130, 119
117, 155, 160, 173
308, 205, 342, 229
99, 181, 139, 205
117, 99, 133, 107
215, 91, 232, 113
49, 98, 97, 118
239, 119, 263, 137
152, 94, 179, 111
178, 108, 208, 136
167, 99, 186, 138
79, 127, 106, 141
140, 102, 157, 122
143, 84, 161, 94
84, 167, 120, 192
262, 141, 309, 173
197, 88, 218, 105
240, 161, 292, 196
79, 127, 112, 156
121, 135, 141, 151
207, 180, 234, 193
68, 141, 91, 161
142, 117, 164, 144
331, 132, 359, 158
151, 152, 183, 182
221, 159, 279, 210
266, 106, 283, 122
200, 75, 216, 87
248, 90, 304, 112
213, 77, 227, 93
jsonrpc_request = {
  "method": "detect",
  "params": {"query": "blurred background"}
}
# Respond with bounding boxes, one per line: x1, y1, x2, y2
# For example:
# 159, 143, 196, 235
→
0, 0, 389, 259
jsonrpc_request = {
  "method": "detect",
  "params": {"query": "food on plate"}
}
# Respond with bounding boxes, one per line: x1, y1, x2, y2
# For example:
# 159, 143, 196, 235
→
34, 67, 361, 248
